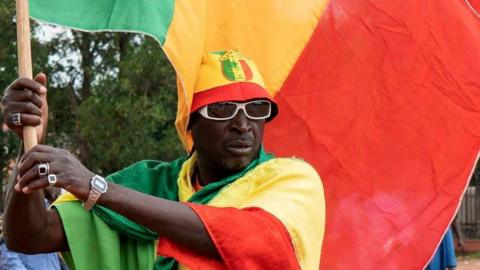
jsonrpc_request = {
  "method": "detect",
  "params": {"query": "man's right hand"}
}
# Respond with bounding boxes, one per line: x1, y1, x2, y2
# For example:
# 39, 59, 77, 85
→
1, 73, 49, 144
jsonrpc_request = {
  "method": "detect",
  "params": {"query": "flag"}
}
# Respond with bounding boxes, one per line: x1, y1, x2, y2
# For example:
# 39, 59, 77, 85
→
29, 0, 480, 268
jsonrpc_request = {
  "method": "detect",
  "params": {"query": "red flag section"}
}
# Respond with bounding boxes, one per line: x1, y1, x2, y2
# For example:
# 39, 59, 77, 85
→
265, 0, 480, 268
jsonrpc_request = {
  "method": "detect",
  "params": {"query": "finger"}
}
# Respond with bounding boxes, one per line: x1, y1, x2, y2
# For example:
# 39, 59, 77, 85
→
21, 144, 57, 160
19, 176, 49, 194
17, 162, 47, 190
4, 90, 43, 108
22, 172, 61, 194
17, 159, 63, 192
18, 114, 42, 127
19, 145, 57, 166
34, 73, 47, 89
5, 114, 41, 131
19, 146, 57, 174
9, 77, 47, 95
7, 101, 42, 116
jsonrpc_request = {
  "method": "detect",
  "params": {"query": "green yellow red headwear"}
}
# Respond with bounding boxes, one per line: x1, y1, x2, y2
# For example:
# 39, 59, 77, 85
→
190, 50, 278, 119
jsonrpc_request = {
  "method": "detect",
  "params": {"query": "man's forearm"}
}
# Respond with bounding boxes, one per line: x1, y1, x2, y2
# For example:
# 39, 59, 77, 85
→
3, 165, 49, 252
98, 183, 221, 259
3, 149, 65, 254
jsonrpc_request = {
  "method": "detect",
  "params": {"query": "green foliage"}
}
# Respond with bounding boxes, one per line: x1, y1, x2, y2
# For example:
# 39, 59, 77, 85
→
77, 38, 184, 173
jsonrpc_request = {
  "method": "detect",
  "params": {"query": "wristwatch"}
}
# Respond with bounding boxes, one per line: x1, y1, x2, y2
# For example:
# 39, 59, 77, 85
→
83, 175, 108, 211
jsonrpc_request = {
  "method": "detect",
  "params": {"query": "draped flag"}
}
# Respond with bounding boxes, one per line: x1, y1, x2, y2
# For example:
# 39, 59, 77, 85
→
29, 0, 480, 269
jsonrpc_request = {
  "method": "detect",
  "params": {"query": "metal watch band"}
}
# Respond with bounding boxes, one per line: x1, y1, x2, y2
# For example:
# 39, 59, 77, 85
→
83, 189, 101, 211
83, 175, 108, 211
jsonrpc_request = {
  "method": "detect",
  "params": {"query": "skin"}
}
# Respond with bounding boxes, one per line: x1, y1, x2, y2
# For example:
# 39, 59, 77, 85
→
1, 74, 266, 259
190, 111, 265, 185
1, 74, 49, 143
44, 187, 61, 204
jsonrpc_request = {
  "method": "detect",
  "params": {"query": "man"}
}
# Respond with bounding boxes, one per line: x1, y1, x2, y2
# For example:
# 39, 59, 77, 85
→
1, 50, 325, 269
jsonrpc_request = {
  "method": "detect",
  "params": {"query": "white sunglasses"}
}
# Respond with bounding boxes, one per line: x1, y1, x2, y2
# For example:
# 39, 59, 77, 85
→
198, 100, 272, 120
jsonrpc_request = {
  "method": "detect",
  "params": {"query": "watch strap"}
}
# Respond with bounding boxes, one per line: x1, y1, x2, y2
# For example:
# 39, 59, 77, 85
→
83, 189, 102, 211
83, 175, 108, 211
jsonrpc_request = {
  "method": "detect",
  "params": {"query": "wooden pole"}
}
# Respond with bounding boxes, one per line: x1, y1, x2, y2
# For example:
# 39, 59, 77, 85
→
16, 0, 37, 151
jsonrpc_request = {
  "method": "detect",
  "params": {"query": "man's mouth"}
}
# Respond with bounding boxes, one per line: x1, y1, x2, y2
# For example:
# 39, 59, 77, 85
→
226, 140, 254, 155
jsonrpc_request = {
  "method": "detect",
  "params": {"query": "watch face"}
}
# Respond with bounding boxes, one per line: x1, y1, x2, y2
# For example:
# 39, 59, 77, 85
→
92, 176, 108, 193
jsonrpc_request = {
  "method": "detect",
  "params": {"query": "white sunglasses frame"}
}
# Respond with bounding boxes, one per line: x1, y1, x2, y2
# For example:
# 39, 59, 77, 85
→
198, 100, 272, 121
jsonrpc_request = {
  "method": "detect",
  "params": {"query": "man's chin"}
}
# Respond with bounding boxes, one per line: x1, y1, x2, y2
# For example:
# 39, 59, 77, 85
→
222, 156, 254, 172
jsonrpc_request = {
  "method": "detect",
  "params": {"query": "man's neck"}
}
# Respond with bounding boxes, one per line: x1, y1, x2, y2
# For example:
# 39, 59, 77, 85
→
194, 148, 262, 186
195, 161, 231, 186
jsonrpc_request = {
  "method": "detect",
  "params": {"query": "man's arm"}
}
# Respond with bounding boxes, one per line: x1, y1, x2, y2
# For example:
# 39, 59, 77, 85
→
14, 145, 220, 258
99, 183, 220, 259
7, 170, 219, 258
2, 74, 65, 253
3, 163, 67, 253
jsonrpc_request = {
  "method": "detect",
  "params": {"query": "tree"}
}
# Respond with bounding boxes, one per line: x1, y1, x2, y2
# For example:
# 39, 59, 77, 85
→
75, 35, 183, 173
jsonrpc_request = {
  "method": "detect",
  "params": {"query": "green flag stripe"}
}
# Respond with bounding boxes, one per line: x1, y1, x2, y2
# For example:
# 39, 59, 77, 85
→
29, 0, 175, 44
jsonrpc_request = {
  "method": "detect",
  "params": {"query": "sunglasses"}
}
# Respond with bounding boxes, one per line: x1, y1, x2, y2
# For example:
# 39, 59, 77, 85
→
198, 100, 272, 120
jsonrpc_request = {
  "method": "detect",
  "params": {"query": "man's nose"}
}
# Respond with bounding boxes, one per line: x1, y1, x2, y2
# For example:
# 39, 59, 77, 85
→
230, 109, 251, 133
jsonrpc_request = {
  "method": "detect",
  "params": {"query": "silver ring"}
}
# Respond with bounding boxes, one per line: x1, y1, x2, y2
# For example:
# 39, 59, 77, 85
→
47, 174, 57, 187
38, 163, 49, 176
11, 113, 21, 126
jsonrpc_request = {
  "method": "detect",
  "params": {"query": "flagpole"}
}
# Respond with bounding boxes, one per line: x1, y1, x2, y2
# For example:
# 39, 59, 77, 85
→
16, 0, 38, 151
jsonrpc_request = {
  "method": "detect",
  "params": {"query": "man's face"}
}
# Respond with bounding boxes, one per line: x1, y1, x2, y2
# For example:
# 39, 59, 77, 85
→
190, 106, 266, 175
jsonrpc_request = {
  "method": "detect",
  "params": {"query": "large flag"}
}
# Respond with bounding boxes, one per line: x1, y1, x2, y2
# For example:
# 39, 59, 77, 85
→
29, 0, 480, 269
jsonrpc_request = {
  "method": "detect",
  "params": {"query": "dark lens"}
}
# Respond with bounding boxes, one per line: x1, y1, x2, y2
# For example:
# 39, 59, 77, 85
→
245, 101, 271, 118
207, 102, 237, 118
